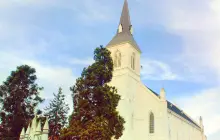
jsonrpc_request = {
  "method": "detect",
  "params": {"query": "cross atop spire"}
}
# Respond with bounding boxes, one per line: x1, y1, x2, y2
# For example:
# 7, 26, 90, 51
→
118, 0, 132, 33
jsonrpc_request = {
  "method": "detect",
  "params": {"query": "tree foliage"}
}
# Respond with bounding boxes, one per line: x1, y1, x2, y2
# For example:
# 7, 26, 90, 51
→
44, 87, 70, 137
0, 65, 44, 138
60, 46, 125, 140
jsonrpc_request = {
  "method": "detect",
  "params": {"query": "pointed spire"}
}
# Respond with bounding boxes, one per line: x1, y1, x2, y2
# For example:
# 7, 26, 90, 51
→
25, 124, 30, 136
160, 87, 166, 101
118, 0, 132, 34
36, 120, 41, 133
200, 116, 205, 132
107, 0, 141, 52
200, 116, 203, 127
20, 127, 25, 139
41, 117, 49, 140
43, 117, 49, 133
32, 115, 37, 126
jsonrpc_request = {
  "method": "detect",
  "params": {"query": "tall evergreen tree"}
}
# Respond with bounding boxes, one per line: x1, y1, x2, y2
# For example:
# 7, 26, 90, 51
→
44, 87, 70, 137
0, 65, 44, 138
60, 46, 125, 140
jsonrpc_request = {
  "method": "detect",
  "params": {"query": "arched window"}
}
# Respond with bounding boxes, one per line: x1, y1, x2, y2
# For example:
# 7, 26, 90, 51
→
118, 24, 123, 33
118, 52, 121, 67
114, 53, 118, 68
129, 25, 133, 34
149, 112, 154, 133
131, 52, 135, 70
114, 51, 121, 68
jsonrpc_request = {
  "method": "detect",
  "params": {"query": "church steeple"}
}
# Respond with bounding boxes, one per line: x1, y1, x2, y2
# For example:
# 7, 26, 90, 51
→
118, 0, 132, 34
106, 0, 141, 52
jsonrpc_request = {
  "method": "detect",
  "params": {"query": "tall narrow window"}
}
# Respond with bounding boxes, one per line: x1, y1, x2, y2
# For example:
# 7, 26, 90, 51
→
132, 53, 135, 70
114, 53, 118, 68
131, 52, 135, 70
118, 52, 121, 67
114, 51, 121, 68
149, 112, 154, 133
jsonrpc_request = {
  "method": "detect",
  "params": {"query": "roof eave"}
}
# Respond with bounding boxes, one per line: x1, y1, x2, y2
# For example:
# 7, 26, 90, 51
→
106, 41, 141, 53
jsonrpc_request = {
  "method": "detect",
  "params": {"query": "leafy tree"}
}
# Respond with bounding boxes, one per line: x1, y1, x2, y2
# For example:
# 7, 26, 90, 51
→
0, 65, 44, 138
44, 87, 70, 137
60, 46, 125, 140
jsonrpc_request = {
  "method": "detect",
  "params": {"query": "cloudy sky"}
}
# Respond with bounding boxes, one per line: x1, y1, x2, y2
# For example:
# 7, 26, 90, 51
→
0, 0, 219, 139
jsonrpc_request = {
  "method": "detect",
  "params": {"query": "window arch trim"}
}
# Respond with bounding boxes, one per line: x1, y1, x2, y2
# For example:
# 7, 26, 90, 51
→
114, 50, 121, 68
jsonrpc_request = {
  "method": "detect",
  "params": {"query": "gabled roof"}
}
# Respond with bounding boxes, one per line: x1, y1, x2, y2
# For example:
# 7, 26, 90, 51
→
146, 86, 201, 128
107, 32, 141, 52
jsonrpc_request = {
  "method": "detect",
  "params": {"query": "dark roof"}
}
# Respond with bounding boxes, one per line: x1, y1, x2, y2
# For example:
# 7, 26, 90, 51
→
119, 0, 131, 34
107, 32, 141, 52
147, 87, 159, 97
106, 0, 141, 52
146, 86, 201, 128
167, 101, 200, 128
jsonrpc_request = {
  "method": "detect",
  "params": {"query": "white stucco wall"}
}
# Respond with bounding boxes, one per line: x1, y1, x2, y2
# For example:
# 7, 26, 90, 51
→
107, 42, 140, 140
19, 115, 49, 140
133, 83, 169, 140
107, 42, 205, 140
167, 110, 203, 140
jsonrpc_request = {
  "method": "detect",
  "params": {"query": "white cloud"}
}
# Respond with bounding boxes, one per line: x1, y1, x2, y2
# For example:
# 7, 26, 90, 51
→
209, 130, 220, 140
0, 51, 76, 114
0, 0, 64, 8
28, 61, 76, 114
132, 1, 220, 139
133, 0, 220, 82
141, 58, 180, 80
0, 0, 115, 25
160, 1, 220, 138
174, 88, 220, 137
163, 0, 220, 83
0, 0, 112, 116
158, 3, 220, 137
75, 0, 115, 23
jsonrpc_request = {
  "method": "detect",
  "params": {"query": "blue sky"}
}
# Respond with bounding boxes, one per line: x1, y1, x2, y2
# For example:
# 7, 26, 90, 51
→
0, 0, 220, 139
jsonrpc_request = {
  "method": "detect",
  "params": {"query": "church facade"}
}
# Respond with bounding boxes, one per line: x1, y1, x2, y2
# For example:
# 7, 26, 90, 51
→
106, 0, 207, 140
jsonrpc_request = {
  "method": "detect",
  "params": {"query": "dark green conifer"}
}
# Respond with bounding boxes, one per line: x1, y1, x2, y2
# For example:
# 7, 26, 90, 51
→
44, 87, 69, 137
60, 46, 125, 140
0, 65, 44, 138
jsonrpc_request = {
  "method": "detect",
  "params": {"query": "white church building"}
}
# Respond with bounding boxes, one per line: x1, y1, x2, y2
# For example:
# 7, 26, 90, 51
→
106, 0, 207, 140
19, 115, 49, 140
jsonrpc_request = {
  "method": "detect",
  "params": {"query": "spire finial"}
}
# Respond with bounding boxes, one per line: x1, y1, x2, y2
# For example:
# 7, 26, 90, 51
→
25, 124, 30, 136
20, 127, 25, 139
118, 0, 132, 34
43, 117, 49, 133
200, 116, 203, 125
36, 119, 41, 133
160, 87, 166, 101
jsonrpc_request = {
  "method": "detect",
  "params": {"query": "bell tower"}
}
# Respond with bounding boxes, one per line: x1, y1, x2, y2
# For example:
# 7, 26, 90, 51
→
106, 0, 141, 82
106, 0, 141, 139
